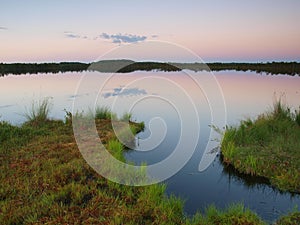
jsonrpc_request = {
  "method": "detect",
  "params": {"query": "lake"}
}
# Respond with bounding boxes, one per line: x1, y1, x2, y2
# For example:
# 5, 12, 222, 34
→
1, 70, 300, 223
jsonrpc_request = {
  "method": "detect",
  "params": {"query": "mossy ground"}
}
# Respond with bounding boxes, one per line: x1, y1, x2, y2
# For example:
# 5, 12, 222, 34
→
274, 211, 300, 225
0, 119, 187, 224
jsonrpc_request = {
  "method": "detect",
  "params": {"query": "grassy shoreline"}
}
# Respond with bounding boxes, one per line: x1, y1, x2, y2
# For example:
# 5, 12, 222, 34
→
0, 103, 299, 224
221, 101, 300, 194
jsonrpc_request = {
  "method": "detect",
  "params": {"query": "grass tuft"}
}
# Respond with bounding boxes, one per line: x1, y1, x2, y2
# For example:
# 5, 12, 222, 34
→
187, 203, 266, 225
95, 106, 117, 120
107, 139, 125, 162
24, 98, 52, 126
120, 112, 133, 122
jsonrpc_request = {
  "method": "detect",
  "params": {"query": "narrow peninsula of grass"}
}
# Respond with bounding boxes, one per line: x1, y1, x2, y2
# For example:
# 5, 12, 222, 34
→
221, 100, 300, 193
2, 107, 184, 224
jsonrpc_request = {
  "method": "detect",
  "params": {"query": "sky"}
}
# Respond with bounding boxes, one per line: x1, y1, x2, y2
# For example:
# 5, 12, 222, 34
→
0, 0, 300, 63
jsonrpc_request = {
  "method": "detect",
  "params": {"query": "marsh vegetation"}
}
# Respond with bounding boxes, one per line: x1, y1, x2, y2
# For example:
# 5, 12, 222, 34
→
1, 100, 299, 224
221, 100, 300, 193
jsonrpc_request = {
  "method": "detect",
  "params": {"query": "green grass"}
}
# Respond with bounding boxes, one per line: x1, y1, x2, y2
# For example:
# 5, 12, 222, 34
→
187, 204, 266, 225
275, 211, 300, 225
108, 139, 125, 162
24, 98, 52, 126
94, 106, 117, 120
121, 112, 133, 122
221, 100, 300, 193
0, 120, 48, 156
1, 108, 190, 224
1, 103, 299, 224
295, 107, 300, 126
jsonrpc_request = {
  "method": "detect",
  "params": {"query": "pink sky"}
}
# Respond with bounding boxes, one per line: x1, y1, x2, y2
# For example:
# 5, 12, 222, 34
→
1, 0, 300, 63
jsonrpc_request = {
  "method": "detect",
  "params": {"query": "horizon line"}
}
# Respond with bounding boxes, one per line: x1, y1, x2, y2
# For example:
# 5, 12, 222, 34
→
1, 59, 300, 64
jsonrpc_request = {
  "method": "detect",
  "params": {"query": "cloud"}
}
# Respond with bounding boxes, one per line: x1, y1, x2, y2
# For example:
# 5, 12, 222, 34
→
63, 31, 153, 44
65, 34, 81, 39
64, 31, 81, 39
101, 33, 110, 39
102, 87, 147, 98
0, 26, 8, 30
112, 39, 122, 44
100, 33, 147, 44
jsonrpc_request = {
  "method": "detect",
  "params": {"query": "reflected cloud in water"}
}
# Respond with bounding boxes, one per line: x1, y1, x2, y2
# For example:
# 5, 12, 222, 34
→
102, 87, 147, 99
67, 93, 91, 101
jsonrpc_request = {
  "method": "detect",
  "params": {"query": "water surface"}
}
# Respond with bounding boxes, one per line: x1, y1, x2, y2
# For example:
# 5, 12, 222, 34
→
1, 70, 299, 223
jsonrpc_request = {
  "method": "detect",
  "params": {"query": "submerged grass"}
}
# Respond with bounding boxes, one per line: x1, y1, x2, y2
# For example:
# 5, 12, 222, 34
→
1, 102, 298, 224
221, 100, 300, 193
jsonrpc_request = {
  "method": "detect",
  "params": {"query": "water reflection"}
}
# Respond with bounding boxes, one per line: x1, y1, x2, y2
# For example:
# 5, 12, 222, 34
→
0, 71, 299, 222
0, 104, 15, 109
102, 87, 147, 99
220, 156, 271, 188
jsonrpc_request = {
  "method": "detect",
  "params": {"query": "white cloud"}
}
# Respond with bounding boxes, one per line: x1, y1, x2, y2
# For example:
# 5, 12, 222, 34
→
100, 33, 147, 44
64, 31, 153, 44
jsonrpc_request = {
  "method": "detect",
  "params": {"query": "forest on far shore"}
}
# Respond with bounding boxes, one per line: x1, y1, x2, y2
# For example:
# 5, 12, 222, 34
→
1, 61, 299, 76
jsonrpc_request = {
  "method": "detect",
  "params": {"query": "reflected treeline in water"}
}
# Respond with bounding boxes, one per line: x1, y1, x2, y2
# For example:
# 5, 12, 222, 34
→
1, 60, 300, 76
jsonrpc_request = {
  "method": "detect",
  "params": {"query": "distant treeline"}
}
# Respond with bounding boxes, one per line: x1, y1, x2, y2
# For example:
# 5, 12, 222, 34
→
0, 62, 90, 75
177, 62, 300, 76
1, 61, 300, 76
118, 62, 181, 72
